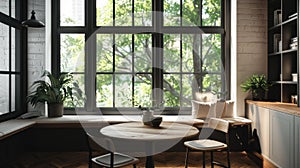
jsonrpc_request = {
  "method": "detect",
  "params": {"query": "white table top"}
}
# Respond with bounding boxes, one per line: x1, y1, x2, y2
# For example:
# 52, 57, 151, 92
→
100, 122, 199, 141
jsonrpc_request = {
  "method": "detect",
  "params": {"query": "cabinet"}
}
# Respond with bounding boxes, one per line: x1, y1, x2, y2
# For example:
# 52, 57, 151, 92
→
268, 0, 299, 105
269, 110, 294, 168
295, 116, 300, 168
246, 102, 298, 167
247, 104, 270, 157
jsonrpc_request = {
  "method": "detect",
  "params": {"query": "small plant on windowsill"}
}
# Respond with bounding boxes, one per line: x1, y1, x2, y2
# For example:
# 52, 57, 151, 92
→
240, 74, 272, 101
27, 70, 83, 117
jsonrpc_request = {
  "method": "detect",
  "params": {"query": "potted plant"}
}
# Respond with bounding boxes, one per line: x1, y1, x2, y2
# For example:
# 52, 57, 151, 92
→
27, 70, 83, 117
240, 74, 272, 101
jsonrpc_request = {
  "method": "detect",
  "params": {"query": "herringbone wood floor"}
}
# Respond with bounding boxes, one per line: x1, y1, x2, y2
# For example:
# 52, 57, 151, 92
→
7, 151, 260, 168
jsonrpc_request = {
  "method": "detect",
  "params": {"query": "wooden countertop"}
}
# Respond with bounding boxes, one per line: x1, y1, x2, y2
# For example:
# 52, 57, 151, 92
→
246, 100, 300, 117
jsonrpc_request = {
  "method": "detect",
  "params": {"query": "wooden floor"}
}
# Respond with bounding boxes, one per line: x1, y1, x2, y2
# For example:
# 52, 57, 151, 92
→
7, 151, 260, 168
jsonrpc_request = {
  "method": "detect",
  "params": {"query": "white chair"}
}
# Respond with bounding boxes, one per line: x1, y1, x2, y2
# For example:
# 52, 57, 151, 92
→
86, 133, 139, 168
184, 118, 231, 168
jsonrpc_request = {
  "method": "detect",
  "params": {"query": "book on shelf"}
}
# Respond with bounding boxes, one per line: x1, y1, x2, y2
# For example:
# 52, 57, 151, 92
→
274, 9, 282, 25
278, 40, 282, 51
290, 37, 298, 50
291, 37, 298, 43
273, 34, 281, 52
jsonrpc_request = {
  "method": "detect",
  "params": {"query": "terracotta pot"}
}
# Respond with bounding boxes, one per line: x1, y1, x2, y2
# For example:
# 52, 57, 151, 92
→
48, 103, 64, 117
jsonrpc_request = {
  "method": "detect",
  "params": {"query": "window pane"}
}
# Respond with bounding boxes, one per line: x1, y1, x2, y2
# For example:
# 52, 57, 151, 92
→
0, 23, 9, 71
11, 0, 15, 18
163, 74, 180, 107
11, 27, 15, 71
0, 0, 9, 15
182, 74, 193, 106
60, 34, 85, 72
182, 34, 197, 72
182, 0, 200, 26
115, 0, 132, 26
164, 0, 180, 26
202, 0, 221, 26
60, 0, 84, 26
11, 74, 15, 111
64, 74, 85, 107
115, 75, 132, 107
96, 74, 113, 107
164, 34, 180, 72
96, 0, 113, 26
134, 74, 152, 107
0, 75, 9, 114
202, 74, 222, 96
202, 34, 222, 72
115, 34, 132, 72
134, 0, 152, 26
97, 34, 113, 72
134, 34, 152, 72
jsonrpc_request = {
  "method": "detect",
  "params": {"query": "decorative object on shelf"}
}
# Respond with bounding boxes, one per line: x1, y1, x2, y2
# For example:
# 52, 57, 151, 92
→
274, 9, 282, 25
290, 37, 298, 50
273, 34, 281, 52
27, 70, 83, 117
240, 74, 272, 101
291, 95, 298, 104
278, 40, 282, 51
292, 73, 298, 82
22, 0, 45, 27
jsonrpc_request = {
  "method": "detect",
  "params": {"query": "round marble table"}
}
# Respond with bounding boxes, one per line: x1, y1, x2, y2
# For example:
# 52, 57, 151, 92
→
100, 122, 199, 168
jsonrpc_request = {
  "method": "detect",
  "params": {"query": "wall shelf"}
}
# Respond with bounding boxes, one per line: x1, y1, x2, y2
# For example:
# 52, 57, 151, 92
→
273, 81, 298, 84
268, 0, 299, 105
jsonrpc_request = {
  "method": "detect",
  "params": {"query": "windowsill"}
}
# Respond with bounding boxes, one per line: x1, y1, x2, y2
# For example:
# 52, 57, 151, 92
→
28, 115, 205, 127
0, 115, 203, 139
0, 115, 251, 140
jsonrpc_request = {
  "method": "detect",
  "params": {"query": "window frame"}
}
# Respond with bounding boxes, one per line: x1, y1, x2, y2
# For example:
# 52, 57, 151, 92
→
0, 0, 28, 122
52, 0, 231, 114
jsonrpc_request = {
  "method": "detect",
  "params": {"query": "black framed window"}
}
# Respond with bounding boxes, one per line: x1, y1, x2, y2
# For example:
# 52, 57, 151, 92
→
0, 0, 27, 121
52, 0, 230, 113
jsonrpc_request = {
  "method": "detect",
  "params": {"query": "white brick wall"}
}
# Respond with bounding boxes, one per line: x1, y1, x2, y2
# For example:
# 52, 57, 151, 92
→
236, 0, 268, 116
27, 0, 46, 111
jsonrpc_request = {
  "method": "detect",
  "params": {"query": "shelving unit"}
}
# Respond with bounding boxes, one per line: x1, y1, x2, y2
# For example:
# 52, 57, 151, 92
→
267, 0, 299, 105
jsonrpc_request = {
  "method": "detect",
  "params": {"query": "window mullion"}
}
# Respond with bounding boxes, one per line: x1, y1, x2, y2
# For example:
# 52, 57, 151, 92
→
132, 34, 135, 107
179, 34, 183, 107
132, 0, 134, 26
152, 0, 163, 107
85, 0, 96, 111
113, 34, 116, 107
200, 0, 203, 26
85, 35, 97, 111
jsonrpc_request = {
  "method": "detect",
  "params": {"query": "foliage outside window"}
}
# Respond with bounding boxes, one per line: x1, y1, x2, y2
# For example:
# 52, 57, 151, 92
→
55, 0, 229, 112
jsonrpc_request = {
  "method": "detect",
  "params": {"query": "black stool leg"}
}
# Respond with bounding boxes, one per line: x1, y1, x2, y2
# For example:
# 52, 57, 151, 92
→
211, 151, 214, 168
185, 147, 189, 168
203, 151, 206, 168
227, 149, 231, 168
